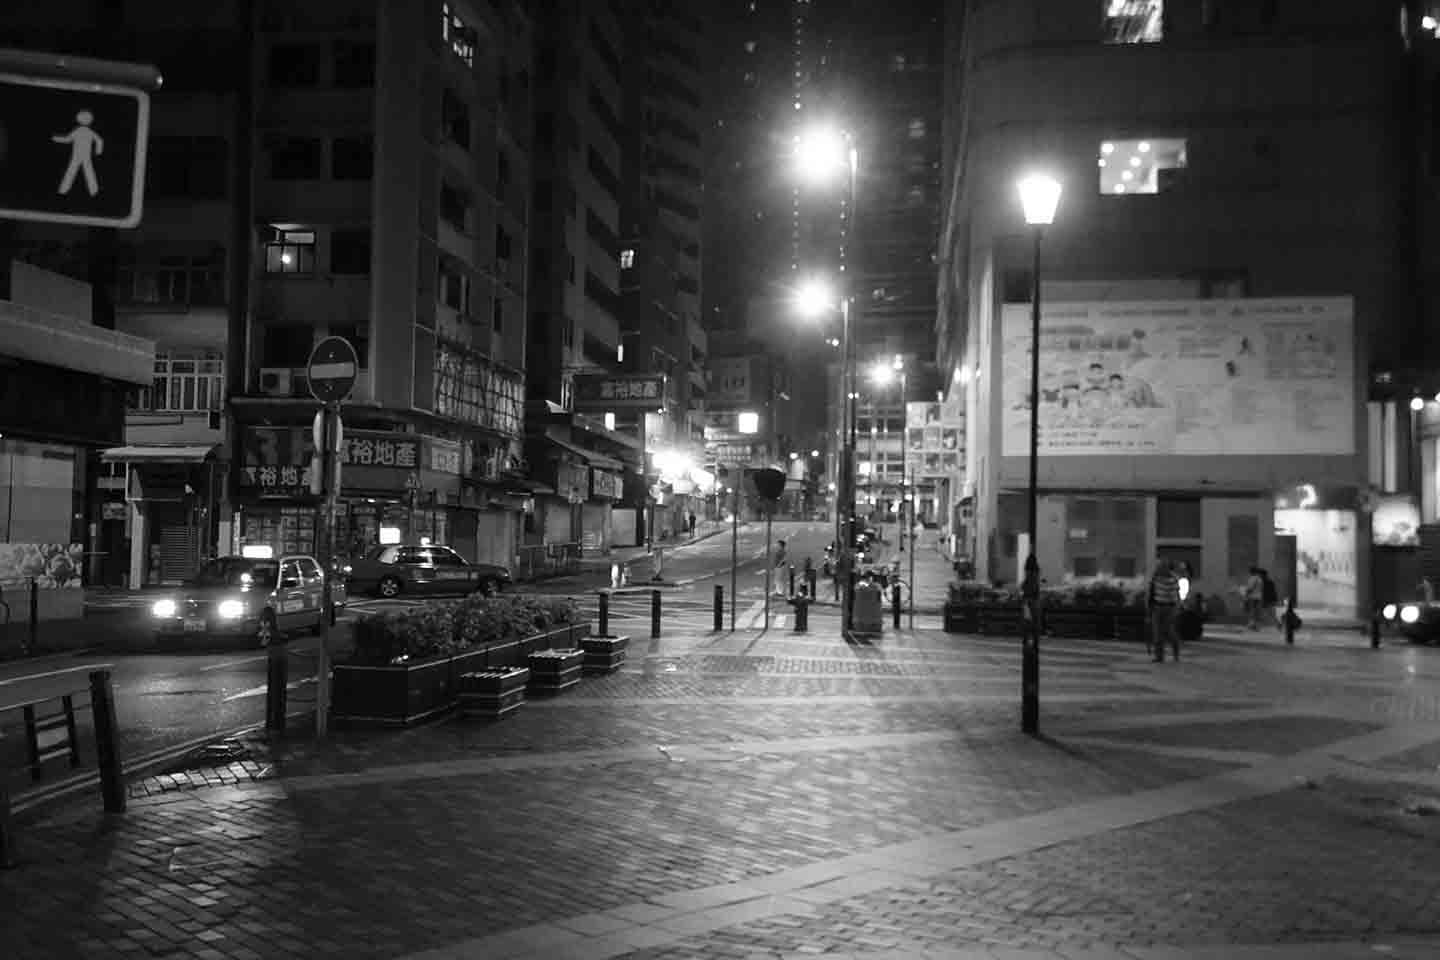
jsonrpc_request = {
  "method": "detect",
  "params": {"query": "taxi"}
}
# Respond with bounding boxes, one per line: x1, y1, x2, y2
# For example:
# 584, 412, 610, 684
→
150, 548, 348, 647
347, 543, 511, 598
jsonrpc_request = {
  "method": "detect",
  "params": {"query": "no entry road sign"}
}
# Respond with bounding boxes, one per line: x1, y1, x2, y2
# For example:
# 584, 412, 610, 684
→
307, 337, 359, 404
0, 51, 159, 228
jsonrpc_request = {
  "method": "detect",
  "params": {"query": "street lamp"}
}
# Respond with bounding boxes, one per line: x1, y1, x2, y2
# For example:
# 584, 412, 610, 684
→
794, 124, 862, 633
1016, 172, 1062, 737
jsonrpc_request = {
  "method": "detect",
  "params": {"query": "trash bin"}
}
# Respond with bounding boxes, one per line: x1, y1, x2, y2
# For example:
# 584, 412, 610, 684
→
852, 579, 884, 634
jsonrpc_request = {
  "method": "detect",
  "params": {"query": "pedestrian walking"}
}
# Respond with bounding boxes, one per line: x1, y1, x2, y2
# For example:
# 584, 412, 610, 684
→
1259, 568, 1282, 629
1243, 566, 1265, 630
688, 512, 697, 537
1147, 559, 1182, 662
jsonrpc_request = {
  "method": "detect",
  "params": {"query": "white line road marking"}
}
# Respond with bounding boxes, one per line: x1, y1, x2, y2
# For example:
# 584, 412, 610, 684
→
222, 677, 314, 703
0, 662, 115, 687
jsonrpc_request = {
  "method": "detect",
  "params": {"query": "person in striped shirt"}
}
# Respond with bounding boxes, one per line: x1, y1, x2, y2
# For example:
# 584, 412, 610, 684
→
1147, 559, 1182, 662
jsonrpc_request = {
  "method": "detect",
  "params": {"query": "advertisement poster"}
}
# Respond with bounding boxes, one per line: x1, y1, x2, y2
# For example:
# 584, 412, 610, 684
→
906, 401, 963, 478
999, 298, 1354, 458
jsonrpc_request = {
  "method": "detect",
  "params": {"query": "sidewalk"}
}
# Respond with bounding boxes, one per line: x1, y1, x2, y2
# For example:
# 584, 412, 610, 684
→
872, 527, 955, 613
4, 615, 1440, 958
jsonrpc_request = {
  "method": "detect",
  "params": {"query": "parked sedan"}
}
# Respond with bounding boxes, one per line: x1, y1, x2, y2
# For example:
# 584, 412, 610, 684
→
347, 544, 512, 598
151, 553, 348, 647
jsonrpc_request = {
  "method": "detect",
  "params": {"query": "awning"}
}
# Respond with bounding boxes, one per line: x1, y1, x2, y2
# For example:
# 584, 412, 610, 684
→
102, 445, 217, 464
544, 436, 625, 472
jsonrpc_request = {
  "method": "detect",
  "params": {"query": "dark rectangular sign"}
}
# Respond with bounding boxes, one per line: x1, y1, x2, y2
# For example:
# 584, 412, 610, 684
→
573, 374, 667, 411
0, 71, 150, 227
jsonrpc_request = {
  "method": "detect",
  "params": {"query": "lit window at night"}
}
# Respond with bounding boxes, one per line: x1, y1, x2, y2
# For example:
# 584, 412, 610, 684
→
1103, 0, 1163, 44
620, 249, 635, 269
441, 3, 476, 68
1098, 138, 1186, 195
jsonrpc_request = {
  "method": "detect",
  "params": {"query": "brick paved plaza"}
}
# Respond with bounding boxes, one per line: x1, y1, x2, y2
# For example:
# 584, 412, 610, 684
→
4, 607, 1440, 959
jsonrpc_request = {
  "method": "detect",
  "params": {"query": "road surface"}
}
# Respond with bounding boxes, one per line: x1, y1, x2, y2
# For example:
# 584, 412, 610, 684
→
1, 521, 830, 801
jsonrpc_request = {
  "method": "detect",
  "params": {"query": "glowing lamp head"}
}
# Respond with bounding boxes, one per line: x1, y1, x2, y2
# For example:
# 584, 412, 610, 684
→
794, 278, 836, 318
793, 126, 849, 185
1411, 396, 1426, 412
1016, 173, 1063, 226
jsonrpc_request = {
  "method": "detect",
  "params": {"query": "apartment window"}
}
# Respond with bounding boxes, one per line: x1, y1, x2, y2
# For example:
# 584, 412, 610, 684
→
1099, 138, 1186, 195
619, 248, 635, 270
333, 40, 375, 87
267, 43, 322, 86
261, 325, 315, 367
137, 351, 224, 413
440, 3, 476, 68
1103, 0, 1163, 43
492, 299, 504, 333
264, 231, 316, 274
441, 89, 470, 149
439, 182, 470, 233
330, 228, 370, 275
328, 136, 371, 180
561, 315, 574, 349
438, 259, 469, 312
329, 324, 370, 368
118, 257, 224, 306
267, 137, 322, 180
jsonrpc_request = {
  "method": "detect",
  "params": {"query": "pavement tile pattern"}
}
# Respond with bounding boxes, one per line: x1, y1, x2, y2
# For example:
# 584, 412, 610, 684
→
4, 613, 1440, 960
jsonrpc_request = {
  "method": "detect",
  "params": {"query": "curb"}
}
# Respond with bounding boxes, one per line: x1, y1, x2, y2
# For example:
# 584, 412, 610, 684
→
10, 710, 312, 818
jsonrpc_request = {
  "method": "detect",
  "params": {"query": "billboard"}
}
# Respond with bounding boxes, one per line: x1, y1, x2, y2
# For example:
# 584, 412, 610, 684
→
906, 399, 964, 478
1000, 298, 1354, 458
573, 373, 667, 411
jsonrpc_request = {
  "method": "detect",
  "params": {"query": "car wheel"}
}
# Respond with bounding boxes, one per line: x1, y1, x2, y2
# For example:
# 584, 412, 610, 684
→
378, 576, 403, 599
257, 610, 279, 648
477, 578, 500, 597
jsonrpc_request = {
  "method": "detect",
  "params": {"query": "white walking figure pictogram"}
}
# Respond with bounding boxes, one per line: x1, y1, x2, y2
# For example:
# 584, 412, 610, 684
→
52, 109, 104, 197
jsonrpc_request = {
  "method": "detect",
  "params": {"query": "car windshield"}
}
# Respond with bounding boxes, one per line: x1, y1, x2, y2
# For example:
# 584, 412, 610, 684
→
190, 558, 279, 589
365, 546, 390, 561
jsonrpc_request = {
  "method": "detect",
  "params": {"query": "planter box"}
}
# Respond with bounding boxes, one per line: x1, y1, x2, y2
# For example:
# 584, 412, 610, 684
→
582, 634, 629, 674
527, 649, 583, 695
332, 621, 591, 725
943, 602, 1144, 641
458, 667, 530, 719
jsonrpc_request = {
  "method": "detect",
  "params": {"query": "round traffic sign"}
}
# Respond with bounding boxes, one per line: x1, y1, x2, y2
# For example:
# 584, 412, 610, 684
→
306, 336, 358, 404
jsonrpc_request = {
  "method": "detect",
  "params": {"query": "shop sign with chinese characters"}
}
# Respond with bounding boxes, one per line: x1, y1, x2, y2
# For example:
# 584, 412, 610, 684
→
241, 427, 422, 496
591, 469, 624, 499
424, 437, 464, 476
573, 373, 667, 411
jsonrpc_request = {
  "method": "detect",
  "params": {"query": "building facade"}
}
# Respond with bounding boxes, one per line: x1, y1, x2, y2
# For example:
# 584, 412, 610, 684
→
939, 0, 1415, 618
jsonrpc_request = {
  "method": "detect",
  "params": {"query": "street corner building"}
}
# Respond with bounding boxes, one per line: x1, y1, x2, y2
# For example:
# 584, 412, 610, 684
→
936, 1, 1421, 621
0, 259, 154, 621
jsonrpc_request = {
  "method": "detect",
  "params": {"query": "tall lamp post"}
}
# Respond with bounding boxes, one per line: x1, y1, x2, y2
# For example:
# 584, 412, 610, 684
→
1016, 172, 1062, 737
794, 123, 862, 632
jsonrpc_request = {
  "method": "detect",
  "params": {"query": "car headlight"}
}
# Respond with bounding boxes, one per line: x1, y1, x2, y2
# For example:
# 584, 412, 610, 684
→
151, 598, 177, 618
1382, 603, 1398, 621
217, 599, 246, 619
1400, 605, 1421, 624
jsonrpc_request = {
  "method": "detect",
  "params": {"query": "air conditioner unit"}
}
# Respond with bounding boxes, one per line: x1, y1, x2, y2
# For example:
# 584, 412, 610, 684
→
258, 368, 293, 397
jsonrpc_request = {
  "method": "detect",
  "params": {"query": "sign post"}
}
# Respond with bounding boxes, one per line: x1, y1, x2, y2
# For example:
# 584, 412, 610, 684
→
0, 49, 159, 228
305, 337, 358, 739
751, 468, 787, 631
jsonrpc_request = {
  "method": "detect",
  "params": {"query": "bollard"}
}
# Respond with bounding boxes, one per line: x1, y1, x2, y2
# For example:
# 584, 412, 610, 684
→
1371, 610, 1382, 649
713, 584, 724, 631
89, 669, 125, 814
265, 643, 288, 735
27, 577, 38, 655
650, 589, 662, 640
598, 591, 610, 637
1284, 597, 1296, 646
793, 595, 809, 632
788, 565, 796, 599
892, 584, 902, 629
0, 778, 13, 869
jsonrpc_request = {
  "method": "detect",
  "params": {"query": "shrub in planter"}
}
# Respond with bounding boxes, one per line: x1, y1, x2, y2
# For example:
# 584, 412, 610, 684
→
947, 580, 1013, 605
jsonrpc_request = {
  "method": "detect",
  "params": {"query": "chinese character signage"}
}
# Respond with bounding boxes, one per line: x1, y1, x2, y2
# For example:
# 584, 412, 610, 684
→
591, 469, 624, 500
241, 427, 424, 495
573, 373, 667, 411
424, 437, 463, 476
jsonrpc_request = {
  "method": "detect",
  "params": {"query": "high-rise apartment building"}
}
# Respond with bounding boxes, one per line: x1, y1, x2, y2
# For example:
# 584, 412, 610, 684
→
1, 0, 537, 584
939, 0, 1419, 618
